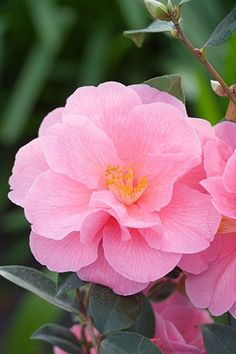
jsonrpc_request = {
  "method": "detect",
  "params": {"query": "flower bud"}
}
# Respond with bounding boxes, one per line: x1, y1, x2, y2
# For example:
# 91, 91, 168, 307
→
210, 80, 227, 97
144, 0, 171, 20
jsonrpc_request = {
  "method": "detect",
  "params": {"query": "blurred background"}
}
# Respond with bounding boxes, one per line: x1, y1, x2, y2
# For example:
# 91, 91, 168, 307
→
0, 0, 235, 353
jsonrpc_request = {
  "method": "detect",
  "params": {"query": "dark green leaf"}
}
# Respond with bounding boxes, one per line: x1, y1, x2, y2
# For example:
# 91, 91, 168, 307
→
129, 297, 155, 338
147, 280, 177, 302
144, 74, 185, 102
0, 266, 79, 314
205, 7, 236, 47
202, 323, 236, 354
89, 284, 143, 334
228, 313, 236, 329
56, 272, 86, 296
99, 332, 163, 354
31, 323, 82, 354
124, 20, 175, 47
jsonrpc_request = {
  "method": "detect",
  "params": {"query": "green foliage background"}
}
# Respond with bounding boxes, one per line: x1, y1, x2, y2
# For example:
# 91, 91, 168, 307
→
0, 0, 235, 353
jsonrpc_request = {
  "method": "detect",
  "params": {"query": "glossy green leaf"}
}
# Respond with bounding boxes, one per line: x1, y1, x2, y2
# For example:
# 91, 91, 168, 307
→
202, 323, 236, 354
31, 323, 82, 354
129, 296, 155, 338
124, 20, 175, 47
99, 332, 163, 354
0, 266, 79, 314
89, 284, 143, 334
56, 272, 86, 296
205, 7, 236, 47
144, 74, 185, 102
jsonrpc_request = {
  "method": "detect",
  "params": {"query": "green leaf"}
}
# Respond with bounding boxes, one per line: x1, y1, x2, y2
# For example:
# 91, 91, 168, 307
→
228, 313, 236, 329
99, 332, 163, 354
56, 272, 86, 296
144, 74, 185, 102
31, 323, 82, 354
147, 280, 177, 302
179, 0, 192, 6
0, 266, 79, 314
202, 323, 236, 354
204, 7, 236, 47
124, 20, 175, 47
89, 284, 143, 334
129, 297, 155, 338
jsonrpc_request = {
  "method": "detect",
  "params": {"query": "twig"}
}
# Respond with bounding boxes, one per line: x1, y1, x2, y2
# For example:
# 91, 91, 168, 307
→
171, 18, 236, 105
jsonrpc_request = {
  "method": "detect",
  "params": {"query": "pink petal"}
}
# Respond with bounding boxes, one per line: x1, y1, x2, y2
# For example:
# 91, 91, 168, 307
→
130, 84, 187, 116
140, 153, 200, 211
64, 82, 141, 137
223, 151, 236, 193
89, 190, 161, 229
103, 220, 181, 282
77, 246, 148, 296
215, 121, 236, 150
25, 170, 91, 239
8, 138, 48, 207
178, 236, 222, 274
116, 103, 201, 165
80, 210, 110, 244
201, 176, 236, 218
43, 120, 120, 189
229, 302, 236, 319
30, 231, 100, 272
38, 107, 64, 136
159, 184, 221, 253
189, 117, 215, 145
204, 139, 232, 177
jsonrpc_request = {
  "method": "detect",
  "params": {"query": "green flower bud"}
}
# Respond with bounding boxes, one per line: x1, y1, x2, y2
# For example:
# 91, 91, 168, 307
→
144, 0, 171, 20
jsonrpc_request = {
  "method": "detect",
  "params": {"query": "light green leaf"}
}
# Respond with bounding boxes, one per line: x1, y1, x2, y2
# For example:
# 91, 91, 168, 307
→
179, 0, 192, 6
89, 284, 143, 335
99, 332, 163, 354
205, 7, 236, 47
0, 266, 80, 314
144, 74, 185, 102
31, 323, 82, 354
124, 20, 175, 47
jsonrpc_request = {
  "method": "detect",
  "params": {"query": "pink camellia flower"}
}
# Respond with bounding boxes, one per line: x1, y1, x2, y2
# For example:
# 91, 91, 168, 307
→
9, 82, 220, 295
54, 324, 96, 354
152, 292, 212, 354
180, 121, 236, 317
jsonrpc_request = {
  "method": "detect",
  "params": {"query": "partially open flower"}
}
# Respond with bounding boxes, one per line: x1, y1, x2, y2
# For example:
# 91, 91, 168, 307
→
152, 292, 212, 354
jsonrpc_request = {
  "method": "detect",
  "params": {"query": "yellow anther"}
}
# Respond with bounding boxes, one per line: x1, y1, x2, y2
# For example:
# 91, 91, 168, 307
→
105, 165, 148, 205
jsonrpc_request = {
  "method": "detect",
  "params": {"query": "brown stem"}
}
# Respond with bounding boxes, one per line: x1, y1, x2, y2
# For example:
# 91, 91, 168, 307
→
226, 84, 236, 122
171, 19, 236, 105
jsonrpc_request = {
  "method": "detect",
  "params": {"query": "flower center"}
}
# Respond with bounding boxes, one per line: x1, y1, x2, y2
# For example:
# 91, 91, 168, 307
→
105, 165, 148, 205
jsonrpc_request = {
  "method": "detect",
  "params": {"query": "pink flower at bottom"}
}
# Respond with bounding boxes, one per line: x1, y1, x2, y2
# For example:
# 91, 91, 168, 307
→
9, 82, 220, 295
53, 324, 96, 354
152, 292, 212, 354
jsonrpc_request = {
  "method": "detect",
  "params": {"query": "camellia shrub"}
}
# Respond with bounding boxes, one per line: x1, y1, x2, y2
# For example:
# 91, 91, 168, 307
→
1, 1, 236, 353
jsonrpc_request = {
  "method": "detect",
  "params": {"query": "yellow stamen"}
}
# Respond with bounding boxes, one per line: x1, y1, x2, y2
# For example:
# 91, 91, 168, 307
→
105, 165, 148, 205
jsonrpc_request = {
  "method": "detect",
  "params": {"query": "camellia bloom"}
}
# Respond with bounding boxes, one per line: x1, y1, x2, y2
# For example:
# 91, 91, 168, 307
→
181, 121, 236, 317
152, 292, 212, 354
54, 324, 96, 354
9, 82, 220, 295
